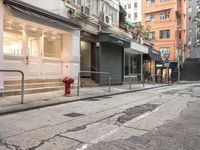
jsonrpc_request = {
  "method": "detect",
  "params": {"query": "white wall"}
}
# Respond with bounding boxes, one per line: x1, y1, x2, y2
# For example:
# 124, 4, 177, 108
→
121, 0, 141, 24
62, 30, 80, 83
0, 0, 3, 89
20, 0, 67, 17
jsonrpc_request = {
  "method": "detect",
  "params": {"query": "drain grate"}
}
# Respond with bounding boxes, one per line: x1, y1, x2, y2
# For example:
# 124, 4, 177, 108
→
63, 113, 84, 117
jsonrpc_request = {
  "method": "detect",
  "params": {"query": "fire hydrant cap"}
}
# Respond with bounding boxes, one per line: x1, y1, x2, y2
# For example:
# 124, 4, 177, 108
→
63, 77, 74, 84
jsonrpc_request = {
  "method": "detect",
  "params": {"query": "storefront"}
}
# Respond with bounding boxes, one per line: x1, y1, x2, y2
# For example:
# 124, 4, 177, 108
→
97, 33, 130, 84
124, 42, 148, 83
143, 48, 161, 82
80, 31, 97, 78
0, 0, 81, 87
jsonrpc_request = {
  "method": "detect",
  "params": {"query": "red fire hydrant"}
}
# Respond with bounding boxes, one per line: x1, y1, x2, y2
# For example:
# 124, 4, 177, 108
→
63, 77, 74, 96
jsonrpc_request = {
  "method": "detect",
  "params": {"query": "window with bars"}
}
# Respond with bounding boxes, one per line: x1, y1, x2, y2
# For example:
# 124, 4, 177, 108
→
160, 30, 170, 39
160, 11, 170, 20
146, 0, 155, 6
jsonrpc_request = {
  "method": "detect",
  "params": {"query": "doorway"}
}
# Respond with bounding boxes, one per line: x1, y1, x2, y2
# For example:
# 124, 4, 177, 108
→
80, 41, 91, 77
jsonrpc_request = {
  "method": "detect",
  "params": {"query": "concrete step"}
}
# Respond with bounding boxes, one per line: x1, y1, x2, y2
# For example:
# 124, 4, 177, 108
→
0, 86, 65, 97
4, 79, 63, 85
80, 78, 99, 87
1, 79, 66, 97
4, 82, 64, 90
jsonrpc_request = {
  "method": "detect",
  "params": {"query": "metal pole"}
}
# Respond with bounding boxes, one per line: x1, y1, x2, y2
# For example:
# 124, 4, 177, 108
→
153, 74, 155, 86
140, 54, 143, 82
178, 62, 180, 83
77, 72, 80, 96
108, 74, 111, 92
129, 73, 131, 89
0, 70, 24, 104
142, 75, 145, 88
168, 67, 170, 85
21, 72, 24, 104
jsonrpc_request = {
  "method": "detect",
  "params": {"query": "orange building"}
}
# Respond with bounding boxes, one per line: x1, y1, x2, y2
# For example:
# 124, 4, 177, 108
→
141, 0, 187, 63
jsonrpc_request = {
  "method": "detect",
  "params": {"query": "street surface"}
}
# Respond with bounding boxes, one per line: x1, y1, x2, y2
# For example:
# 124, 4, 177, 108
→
0, 83, 200, 150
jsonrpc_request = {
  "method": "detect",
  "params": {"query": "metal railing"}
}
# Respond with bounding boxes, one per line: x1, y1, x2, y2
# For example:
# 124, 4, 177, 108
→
128, 73, 156, 89
0, 70, 24, 104
77, 71, 111, 96
128, 73, 145, 89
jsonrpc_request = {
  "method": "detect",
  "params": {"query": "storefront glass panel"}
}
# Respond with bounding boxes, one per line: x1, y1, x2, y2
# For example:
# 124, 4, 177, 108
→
27, 31, 40, 57
125, 53, 129, 76
3, 29, 23, 55
44, 34, 61, 58
125, 53, 141, 76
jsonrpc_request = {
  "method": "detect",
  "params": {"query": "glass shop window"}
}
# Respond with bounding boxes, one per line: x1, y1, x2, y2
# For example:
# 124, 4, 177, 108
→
27, 31, 40, 57
3, 29, 23, 55
44, 33, 62, 58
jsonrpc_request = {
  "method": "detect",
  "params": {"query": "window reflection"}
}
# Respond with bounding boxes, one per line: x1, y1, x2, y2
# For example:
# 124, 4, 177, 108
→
27, 31, 40, 56
3, 29, 23, 55
44, 34, 62, 58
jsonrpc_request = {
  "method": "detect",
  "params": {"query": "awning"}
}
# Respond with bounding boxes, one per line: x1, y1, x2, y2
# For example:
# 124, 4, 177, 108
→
125, 42, 148, 54
143, 49, 162, 61
3, 0, 81, 30
98, 33, 131, 48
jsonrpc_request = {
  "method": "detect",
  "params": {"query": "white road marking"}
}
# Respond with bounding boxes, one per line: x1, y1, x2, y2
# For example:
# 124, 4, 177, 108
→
76, 108, 160, 150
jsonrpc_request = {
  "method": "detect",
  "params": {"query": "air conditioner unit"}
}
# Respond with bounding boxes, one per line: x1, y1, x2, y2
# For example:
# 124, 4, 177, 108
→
103, 14, 112, 26
81, 6, 90, 16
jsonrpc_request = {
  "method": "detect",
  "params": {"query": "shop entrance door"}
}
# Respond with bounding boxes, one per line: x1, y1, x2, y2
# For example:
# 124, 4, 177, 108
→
80, 41, 91, 77
26, 31, 43, 78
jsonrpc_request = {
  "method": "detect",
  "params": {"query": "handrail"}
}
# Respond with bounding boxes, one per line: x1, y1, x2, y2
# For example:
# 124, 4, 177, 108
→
128, 73, 145, 89
0, 69, 24, 104
77, 71, 111, 96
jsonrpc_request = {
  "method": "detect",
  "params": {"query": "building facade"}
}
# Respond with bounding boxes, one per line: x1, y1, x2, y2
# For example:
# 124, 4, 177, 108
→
187, 0, 200, 58
120, 0, 141, 24
0, 0, 152, 92
0, 0, 81, 89
141, 0, 187, 64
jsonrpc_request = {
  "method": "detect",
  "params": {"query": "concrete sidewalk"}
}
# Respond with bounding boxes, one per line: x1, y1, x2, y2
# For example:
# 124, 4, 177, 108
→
0, 83, 167, 115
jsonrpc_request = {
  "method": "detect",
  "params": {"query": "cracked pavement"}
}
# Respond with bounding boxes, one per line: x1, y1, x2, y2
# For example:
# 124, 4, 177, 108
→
0, 83, 200, 150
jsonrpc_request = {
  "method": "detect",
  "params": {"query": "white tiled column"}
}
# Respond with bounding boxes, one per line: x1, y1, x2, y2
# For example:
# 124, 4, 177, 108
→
62, 30, 80, 83
0, 1, 4, 89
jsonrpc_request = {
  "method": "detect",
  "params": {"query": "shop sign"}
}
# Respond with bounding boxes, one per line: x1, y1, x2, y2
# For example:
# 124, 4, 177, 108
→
156, 64, 163, 68
164, 59, 170, 67
81, 31, 97, 43
118, 40, 124, 45
152, 49, 160, 55
160, 48, 170, 60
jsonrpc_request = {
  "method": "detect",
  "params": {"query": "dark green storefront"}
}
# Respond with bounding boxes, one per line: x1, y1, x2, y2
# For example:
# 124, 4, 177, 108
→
96, 33, 130, 84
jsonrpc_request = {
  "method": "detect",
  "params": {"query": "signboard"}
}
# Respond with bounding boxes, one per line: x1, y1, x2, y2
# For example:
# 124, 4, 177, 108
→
160, 48, 170, 60
164, 59, 170, 67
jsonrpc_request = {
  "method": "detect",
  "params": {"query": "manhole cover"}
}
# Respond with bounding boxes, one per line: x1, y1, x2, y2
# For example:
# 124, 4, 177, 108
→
63, 113, 84, 117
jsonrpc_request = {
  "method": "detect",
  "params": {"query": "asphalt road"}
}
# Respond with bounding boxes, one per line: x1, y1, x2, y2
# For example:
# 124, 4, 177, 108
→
0, 83, 200, 150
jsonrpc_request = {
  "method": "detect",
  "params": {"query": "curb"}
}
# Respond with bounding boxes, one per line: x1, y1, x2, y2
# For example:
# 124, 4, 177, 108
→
0, 85, 168, 116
